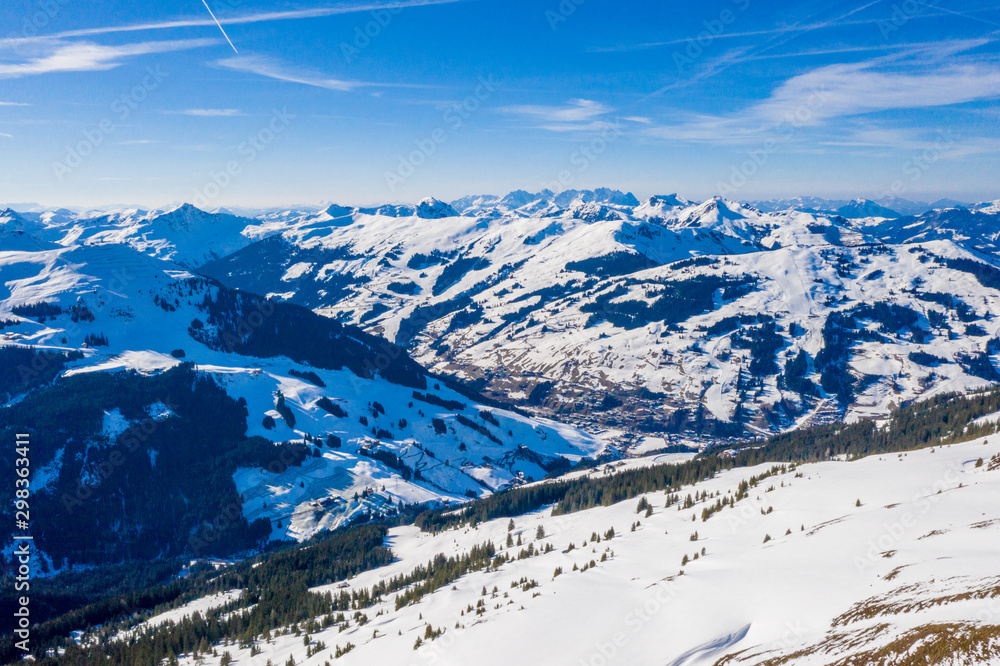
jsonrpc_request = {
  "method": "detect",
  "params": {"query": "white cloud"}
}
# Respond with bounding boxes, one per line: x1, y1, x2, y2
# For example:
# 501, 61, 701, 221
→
0, 0, 467, 47
214, 55, 363, 92
0, 101, 30, 106
0, 132, 12, 138
503, 98, 610, 122
500, 99, 616, 132
119, 139, 160, 145
0, 39, 217, 78
647, 49, 1000, 144
754, 63, 1000, 126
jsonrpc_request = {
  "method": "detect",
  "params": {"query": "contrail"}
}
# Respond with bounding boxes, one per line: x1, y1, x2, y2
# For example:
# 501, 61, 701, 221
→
200, 0, 238, 53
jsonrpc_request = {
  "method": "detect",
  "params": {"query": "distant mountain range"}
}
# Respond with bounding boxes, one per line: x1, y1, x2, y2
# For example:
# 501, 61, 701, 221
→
3, 192, 976, 219
746, 195, 972, 218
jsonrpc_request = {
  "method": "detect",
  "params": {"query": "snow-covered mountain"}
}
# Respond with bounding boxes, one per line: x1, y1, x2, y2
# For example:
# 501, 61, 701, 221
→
8, 189, 1000, 448
1, 203, 264, 268
79, 432, 1000, 665
7, 189, 1000, 666
747, 196, 958, 217
0, 236, 605, 569
865, 202, 1000, 253
450, 187, 643, 217
833, 198, 902, 219
187, 191, 1000, 443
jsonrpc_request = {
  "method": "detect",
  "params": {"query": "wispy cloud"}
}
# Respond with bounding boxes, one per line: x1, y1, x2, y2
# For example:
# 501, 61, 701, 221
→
588, 13, 978, 53
174, 108, 244, 117
503, 98, 610, 123
212, 55, 435, 92
500, 99, 617, 132
0, 132, 12, 138
742, 41, 957, 62
0, 0, 467, 47
821, 126, 1000, 159
0, 39, 217, 78
647, 44, 1000, 144
119, 139, 160, 145
637, 1, 886, 100
755, 64, 1000, 126
0, 101, 30, 107
214, 54, 363, 91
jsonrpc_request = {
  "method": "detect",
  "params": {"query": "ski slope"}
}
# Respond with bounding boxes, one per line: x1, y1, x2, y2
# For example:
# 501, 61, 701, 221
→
136, 435, 1000, 665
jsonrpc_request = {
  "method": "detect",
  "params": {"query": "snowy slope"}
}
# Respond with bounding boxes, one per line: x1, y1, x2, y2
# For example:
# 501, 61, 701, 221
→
747, 196, 944, 217
834, 198, 902, 219
866, 204, 1000, 254
2, 203, 262, 268
10, 191, 1000, 445
131, 435, 1000, 666
0, 238, 606, 549
197, 195, 1000, 443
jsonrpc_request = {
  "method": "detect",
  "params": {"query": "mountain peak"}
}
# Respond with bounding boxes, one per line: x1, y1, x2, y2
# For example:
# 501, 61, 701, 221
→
648, 194, 686, 207
166, 202, 206, 215
416, 197, 458, 219
835, 199, 901, 219
320, 203, 356, 219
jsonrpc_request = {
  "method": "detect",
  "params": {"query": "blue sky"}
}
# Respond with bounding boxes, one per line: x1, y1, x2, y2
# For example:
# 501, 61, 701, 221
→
1, 0, 998, 208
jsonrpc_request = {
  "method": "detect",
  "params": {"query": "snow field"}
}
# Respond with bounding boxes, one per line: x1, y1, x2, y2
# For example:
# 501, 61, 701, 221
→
157, 436, 1000, 665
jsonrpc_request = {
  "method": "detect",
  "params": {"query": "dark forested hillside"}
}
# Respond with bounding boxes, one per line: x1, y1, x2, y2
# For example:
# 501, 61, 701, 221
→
0, 364, 275, 569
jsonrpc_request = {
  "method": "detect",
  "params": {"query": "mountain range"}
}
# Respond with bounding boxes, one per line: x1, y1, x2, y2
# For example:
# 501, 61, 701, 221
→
6, 190, 1000, 453
4, 188, 1000, 664
5, 189, 1000, 556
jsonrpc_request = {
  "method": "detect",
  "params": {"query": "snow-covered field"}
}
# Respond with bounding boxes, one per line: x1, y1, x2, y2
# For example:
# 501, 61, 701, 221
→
153, 436, 1000, 665
140, 590, 243, 632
